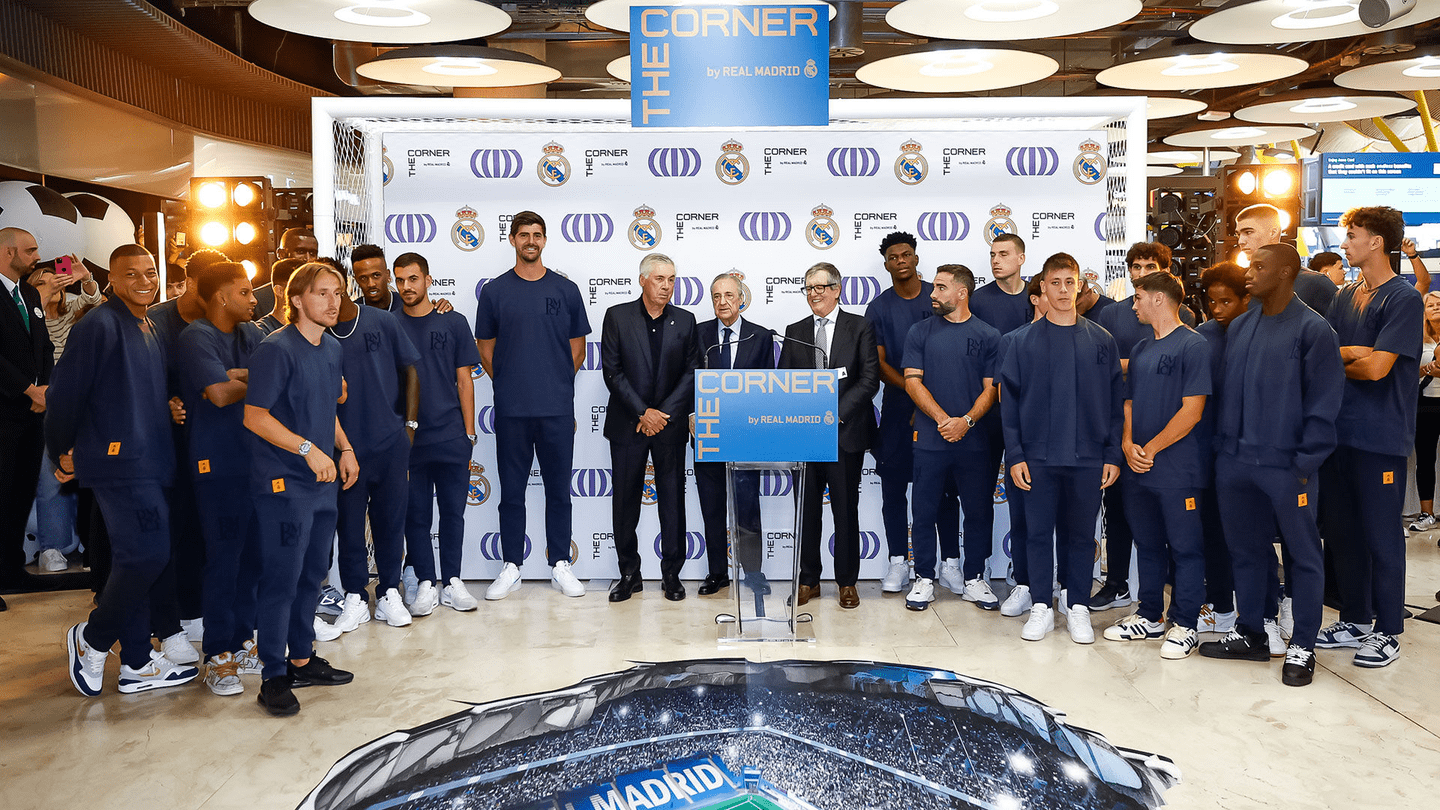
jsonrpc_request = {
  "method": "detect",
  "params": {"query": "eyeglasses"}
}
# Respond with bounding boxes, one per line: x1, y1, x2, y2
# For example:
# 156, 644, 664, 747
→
802, 283, 838, 294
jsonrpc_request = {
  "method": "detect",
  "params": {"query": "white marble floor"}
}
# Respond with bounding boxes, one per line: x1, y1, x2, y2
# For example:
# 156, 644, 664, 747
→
2, 532, 1439, 810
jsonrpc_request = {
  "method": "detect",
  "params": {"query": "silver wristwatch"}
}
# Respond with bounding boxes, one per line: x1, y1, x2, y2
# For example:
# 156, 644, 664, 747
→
405, 420, 419, 430
298, 440, 313, 456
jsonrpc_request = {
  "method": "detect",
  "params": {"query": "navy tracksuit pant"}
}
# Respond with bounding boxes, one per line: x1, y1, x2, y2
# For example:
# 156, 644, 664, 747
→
84, 483, 171, 669
405, 454, 469, 584
912, 447, 993, 581
1023, 464, 1103, 610
337, 434, 410, 599
255, 484, 337, 679
1123, 483, 1206, 629
495, 415, 574, 567
194, 477, 259, 658
1328, 446, 1408, 636
876, 406, 959, 562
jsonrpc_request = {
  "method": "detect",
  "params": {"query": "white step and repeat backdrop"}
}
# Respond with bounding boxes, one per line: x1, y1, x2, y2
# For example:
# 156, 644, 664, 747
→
380, 128, 1109, 581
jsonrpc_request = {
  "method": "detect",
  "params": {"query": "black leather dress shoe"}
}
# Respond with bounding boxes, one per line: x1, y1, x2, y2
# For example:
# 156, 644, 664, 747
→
663, 576, 686, 601
287, 656, 354, 687
697, 575, 731, 596
608, 572, 643, 602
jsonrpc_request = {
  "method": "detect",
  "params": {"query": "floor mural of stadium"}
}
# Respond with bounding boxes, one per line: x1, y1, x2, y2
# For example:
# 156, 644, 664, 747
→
300, 660, 1180, 810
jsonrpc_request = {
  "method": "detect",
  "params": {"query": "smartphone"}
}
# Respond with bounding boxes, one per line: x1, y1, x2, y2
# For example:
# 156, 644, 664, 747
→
55, 256, 73, 276
175, 232, 187, 247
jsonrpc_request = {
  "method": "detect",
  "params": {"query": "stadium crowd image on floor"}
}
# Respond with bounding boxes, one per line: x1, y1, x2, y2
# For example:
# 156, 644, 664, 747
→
302, 660, 1179, 810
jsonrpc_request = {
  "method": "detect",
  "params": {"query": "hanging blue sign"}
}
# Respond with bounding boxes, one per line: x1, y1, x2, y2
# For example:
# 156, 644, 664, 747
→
630, 3, 829, 128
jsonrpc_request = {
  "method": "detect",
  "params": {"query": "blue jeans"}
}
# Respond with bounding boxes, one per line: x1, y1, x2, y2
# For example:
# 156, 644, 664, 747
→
34, 453, 77, 552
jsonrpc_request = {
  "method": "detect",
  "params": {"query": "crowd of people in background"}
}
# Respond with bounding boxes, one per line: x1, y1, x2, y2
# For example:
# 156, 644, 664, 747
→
0, 199, 1433, 716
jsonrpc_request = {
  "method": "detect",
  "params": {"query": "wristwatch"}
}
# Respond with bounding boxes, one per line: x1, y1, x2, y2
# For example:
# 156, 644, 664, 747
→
405, 420, 419, 430
468, 434, 478, 446
962, 415, 976, 428
298, 440, 313, 456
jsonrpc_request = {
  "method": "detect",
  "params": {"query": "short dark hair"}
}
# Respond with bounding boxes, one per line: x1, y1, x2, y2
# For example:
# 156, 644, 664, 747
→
270, 257, 306, 290
1200, 261, 1247, 296
878, 231, 917, 256
109, 244, 154, 266
195, 261, 248, 301
393, 252, 429, 275
1126, 241, 1173, 271
1040, 252, 1080, 280
1133, 270, 1183, 305
1309, 251, 1343, 272
351, 244, 385, 267
1255, 243, 1302, 277
511, 210, 546, 236
184, 248, 228, 276
280, 228, 316, 247
992, 233, 1025, 253
1026, 275, 1045, 299
284, 262, 345, 325
165, 263, 186, 285
1340, 206, 1405, 254
934, 263, 975, 294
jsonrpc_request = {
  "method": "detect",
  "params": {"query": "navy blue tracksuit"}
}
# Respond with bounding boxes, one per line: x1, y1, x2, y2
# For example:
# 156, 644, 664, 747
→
1216, 295, 1343, 648
46, 297, 175, 669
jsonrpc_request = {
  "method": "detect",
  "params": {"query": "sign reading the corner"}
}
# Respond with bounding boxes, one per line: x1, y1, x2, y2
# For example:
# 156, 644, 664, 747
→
694, 369, 839, 462
630, 3, 829, 127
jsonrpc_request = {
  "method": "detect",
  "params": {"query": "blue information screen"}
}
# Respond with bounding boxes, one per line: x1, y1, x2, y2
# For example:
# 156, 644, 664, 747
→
694, 369, 839, 462
630, 4, 829, 128
1320, 152, 1440, 225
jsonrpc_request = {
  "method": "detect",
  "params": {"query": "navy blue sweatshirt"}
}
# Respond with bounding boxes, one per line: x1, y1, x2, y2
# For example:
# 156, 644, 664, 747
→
45, 296, 175, 486
1000, 317, 1124, 467
1217, 295, 1343, 479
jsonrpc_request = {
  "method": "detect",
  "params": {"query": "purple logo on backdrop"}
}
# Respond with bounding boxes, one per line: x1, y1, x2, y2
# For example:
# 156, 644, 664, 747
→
1094, 212, 1108, 241
1002, 531, 1012, 559
480, 532, 530, 562
738, 212, 792, 242
759, 470, 793, 496
648, 148, 702, 177
581, 341, 603, 371
829, 531, 882, 560
840, 276, 881, 305
474, 277, 493, 301
470, 149, 524, 179
674, 277, 705, 306
916, 212, 970, 242
562, 213, 614, 243
827, 147, 880, 177
384, 214, 437, 243
477, 406, 496, 435
571, 469, 614, 497
1006, 146, 1060, 177
655, 531, 707, 561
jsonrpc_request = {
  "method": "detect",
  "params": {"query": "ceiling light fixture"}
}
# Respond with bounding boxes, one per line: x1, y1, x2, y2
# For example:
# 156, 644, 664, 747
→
1269, 0, 1360, 30
886, 0, 1140, 41
1234, 87, 1414, 123
1163, 121, 1316, 147
248, 0, 510, 44
965, 0, 1061, 22
1336, 46, 1440, 90
855, 45, 1058, 92
357, 45, 561, 87
1097, 45, 1307, 91
332, 1, 431, 28
1188, 0, 1440, 45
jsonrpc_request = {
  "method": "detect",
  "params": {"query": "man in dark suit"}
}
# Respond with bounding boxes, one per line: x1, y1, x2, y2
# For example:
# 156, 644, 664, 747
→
602, 253, 700, 603
0, 227, 53, 610
693, 273, 774, 595
779, 262, 880, 609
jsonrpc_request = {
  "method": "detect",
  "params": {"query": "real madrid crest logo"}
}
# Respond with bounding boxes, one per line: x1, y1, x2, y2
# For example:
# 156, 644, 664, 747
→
628, 204, 662, 251
451, 205, 484, 252
804, 59, 818, 79
382, 149, 393, 187
984, 203, 1017, 244
727, 269, 752, 312
716, 139, 748, 186
806, 204, 838, 250
895, 139, 927, 185
467, 461, 491, 507
823, 410, 836, 426
642, 464, 658, 506
538, 141, 570, 187
1074, 138, 1107, 185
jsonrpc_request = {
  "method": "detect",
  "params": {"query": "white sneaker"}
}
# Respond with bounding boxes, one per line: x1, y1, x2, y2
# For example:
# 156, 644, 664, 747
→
1264, 619, 1286, 657
181, 617, 205, 645
1000, 585, 1033, 618
1196, 603, 1237, 634
374, 588, 412, 627
118, 650, 199, 694
962, 578, 1000, 610
408, 581, 439, 616
39, 548, 67, 572
1409, 512, 1437, 532
485, 563, 523, 601
442, 577, 479, 611
334, 592, 371, 633
1160, 626, 1199, 660
1278, 597, 1294, 639
313, 616, 342, 642
905, 578, 936, 611
160, 632, 199, 665
1021, 604, 1055, 641
237, 639, 262, 675
203, 652, 243, 696
1068, 605, 1095, 644
936, 559, 965, 595
67, 622, 108, 696
1103, 613, 1166, 642
551, 561, 585, 597
881, 556, 911, 593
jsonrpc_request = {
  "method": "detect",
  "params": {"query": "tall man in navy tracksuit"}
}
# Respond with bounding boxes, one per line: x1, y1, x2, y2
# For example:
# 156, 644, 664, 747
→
51, 245, 199, 696
244, 261, 359, 716
900, 264, 1000, 612
1000, 253, 1123, 645
1199, 244, 1343, 688
1316, 206, 1423, 668
177, 261, 264, 697
1103, 271, 1211, 660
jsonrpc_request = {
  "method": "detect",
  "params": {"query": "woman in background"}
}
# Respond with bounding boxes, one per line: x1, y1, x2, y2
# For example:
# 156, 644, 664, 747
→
1409, 291, 1440, 533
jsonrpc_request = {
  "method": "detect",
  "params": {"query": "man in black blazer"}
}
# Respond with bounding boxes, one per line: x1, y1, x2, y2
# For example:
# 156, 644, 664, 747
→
601, 253, 700, 602
0, 227, 54, 609
779, 262, 880, 609
693, 274, 775, 595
